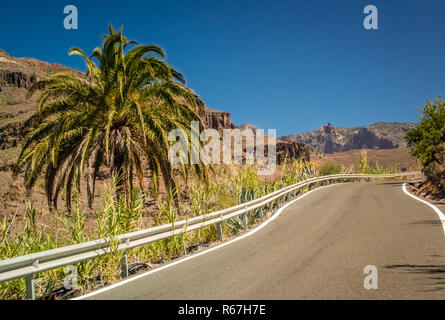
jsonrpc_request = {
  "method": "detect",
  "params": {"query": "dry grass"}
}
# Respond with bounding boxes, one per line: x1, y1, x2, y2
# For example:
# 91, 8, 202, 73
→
311, 147, 420, 172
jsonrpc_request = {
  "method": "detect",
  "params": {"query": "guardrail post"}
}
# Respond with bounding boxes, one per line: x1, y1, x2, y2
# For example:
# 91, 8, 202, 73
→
241, 214, 248, 230
121, 254, 129, 279
25, 274, 35, 300
183, 234, 188, 256
258, 206, 263, 219
421, 172, 425, 183
216, 222, 223, 241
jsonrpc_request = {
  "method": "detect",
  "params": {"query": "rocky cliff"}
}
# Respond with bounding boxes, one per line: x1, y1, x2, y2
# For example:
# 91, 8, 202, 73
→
0, 50, 81, 150
0, 70, 32, 89
282, 122, 416, 154
204, 107, 234, 130
276, 140, 310, 164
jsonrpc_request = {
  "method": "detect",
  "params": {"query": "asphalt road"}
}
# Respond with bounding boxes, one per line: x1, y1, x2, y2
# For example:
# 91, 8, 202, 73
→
85, 181, 445, 300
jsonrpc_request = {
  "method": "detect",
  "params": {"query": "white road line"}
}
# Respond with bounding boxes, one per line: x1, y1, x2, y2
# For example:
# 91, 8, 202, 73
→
74, 183, 342, 300
402, 183, 445, 236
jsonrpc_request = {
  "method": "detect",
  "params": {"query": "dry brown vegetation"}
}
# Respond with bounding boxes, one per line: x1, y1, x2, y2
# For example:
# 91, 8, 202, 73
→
310, 147, 420, 172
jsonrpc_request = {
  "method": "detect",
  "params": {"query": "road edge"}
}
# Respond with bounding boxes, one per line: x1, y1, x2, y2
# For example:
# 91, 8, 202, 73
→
402, 182, 445, 236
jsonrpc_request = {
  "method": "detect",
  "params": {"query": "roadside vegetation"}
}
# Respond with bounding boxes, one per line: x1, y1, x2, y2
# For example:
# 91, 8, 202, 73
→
318, 161, 342, 176
357, 150, 400, 174
406, 97, 445, 195
0, 161, 319, 299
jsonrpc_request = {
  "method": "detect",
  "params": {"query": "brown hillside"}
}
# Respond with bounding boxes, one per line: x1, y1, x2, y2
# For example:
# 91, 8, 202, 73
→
311, 147, 420, 172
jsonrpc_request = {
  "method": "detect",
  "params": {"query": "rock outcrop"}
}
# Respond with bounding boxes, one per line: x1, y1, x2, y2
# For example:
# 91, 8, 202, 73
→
344, 127, 396, 150
0, 71, 32, 89
0, 49, 83, 104
204, 107, 234, 130
276, 140, 310, 164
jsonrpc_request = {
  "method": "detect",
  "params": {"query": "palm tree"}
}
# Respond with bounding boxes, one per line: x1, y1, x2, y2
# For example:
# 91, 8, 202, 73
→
16, 25, 208, 211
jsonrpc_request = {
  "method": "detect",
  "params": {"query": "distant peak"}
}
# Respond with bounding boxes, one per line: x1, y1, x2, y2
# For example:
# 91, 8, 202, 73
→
0, 49, 11, 57
322, 123, 336, 133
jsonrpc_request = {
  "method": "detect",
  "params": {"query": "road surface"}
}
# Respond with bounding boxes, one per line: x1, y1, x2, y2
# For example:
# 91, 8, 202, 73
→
84, 181, 445, 300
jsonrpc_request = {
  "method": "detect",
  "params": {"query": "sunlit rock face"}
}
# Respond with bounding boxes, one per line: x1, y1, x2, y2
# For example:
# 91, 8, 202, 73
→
204, 107, 234, 130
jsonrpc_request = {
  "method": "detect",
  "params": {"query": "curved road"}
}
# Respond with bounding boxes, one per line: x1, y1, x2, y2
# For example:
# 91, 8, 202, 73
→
84, 181, 445, 300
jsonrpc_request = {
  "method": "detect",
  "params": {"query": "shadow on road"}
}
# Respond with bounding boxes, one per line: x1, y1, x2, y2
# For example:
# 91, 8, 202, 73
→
408, 219, 443, 227
384, 264, 445, 292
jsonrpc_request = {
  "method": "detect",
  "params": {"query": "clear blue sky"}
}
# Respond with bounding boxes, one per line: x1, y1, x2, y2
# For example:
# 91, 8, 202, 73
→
1, 0, 444, 136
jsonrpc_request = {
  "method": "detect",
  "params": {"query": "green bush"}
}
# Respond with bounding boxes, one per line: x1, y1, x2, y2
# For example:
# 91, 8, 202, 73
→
318, 161, 342, 176
406, 96, 445, 167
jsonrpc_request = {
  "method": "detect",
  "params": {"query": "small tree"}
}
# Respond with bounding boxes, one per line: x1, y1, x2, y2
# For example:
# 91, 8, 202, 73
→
406, 97, 445, 167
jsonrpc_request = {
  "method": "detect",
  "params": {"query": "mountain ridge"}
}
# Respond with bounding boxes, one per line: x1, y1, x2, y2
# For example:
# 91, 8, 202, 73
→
281, 121, 417, 154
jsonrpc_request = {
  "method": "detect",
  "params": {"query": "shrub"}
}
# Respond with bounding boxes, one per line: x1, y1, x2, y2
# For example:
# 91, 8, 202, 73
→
318, 161, 342, 176
406, 96, 445, 167
281, 160, 318, 185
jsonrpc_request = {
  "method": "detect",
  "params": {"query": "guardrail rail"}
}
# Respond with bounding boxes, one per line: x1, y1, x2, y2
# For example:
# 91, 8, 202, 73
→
0, 172, 421, 299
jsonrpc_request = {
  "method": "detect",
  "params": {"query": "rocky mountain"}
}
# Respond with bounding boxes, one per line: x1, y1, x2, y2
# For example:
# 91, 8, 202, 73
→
0, 49, 85, 150
281, 122, 417, 154
0, 49, 83, 104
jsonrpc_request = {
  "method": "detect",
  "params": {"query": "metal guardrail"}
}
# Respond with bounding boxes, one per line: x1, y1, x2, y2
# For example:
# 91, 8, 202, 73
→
0, 171, 420, 299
